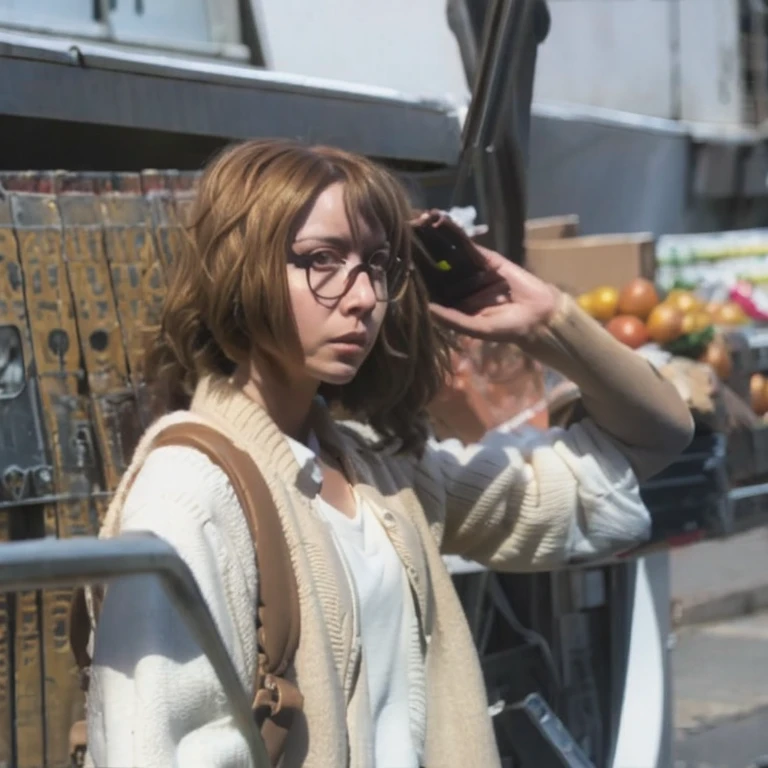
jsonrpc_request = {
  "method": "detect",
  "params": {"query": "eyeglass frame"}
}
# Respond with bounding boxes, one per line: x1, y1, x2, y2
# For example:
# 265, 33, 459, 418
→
286, 250, 412, 303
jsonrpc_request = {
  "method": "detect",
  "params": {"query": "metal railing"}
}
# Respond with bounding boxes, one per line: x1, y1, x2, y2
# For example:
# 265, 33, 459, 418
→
0, 532, 270, 767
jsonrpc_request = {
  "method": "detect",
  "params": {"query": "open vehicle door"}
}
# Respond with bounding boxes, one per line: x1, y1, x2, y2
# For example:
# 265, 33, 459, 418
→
440, 4, 757, 768
447, 0, 740, 555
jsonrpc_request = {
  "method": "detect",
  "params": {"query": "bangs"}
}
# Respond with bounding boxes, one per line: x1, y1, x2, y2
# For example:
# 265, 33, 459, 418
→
314, 148, 411, 261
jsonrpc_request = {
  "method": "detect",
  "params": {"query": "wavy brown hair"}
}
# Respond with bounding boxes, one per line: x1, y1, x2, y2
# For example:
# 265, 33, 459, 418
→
145, 139, 451, 454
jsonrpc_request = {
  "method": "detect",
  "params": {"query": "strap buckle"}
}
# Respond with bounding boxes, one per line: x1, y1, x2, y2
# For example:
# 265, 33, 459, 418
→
254, 673, 304, 719
254, 673, 284, 716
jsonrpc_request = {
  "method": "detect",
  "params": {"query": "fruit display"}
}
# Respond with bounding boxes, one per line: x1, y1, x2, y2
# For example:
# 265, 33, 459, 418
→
576, 278, 751, 385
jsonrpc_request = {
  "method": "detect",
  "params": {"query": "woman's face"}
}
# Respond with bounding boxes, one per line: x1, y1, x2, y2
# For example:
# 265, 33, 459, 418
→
287, 182, 389, 386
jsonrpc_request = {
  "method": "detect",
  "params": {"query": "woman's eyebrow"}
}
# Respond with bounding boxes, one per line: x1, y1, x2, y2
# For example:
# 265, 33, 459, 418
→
293, 234, 390, 251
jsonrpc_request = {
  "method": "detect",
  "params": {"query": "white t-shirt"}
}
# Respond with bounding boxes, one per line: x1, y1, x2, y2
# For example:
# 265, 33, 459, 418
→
286, 434, 419, 768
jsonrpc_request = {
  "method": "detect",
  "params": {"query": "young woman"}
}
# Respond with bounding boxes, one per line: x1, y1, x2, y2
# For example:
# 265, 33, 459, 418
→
86, 139, 693, 768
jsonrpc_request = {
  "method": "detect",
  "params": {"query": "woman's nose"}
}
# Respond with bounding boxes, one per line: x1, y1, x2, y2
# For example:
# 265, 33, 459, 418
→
342, 266, 377, 312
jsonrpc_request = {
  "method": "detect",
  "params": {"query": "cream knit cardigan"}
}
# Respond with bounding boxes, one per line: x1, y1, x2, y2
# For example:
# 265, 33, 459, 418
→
86, 297, 694, 768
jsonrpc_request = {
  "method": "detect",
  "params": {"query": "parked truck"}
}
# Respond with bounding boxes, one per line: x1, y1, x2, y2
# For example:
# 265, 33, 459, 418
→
1, 3, 767, 767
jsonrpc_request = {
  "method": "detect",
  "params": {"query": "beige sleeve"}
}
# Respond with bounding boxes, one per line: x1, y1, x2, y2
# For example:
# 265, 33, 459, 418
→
519, 294, 695, 481
422, 417, 652, 569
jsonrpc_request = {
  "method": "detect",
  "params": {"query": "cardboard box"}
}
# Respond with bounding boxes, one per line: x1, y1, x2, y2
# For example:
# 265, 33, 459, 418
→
525, 233, 656, 296
525, 214, 580, 241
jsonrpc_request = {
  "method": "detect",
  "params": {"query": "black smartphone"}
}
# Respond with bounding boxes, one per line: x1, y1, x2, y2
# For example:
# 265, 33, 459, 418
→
412, 216, 499, 308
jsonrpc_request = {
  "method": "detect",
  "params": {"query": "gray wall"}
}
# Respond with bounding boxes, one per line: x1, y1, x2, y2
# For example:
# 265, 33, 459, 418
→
526, 107, 768, 238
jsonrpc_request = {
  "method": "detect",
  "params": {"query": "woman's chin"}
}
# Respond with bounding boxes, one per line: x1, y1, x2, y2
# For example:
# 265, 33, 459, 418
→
314, 361, 361, 386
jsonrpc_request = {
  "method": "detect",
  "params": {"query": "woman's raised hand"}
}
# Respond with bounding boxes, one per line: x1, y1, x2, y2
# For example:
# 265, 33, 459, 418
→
428, 237, 561, 344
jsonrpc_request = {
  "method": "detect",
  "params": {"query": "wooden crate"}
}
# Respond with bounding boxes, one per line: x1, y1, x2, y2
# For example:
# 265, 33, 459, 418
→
0, 169, 196, 767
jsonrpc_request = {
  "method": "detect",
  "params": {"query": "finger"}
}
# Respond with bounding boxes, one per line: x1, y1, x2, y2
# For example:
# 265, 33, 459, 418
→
431, 300, 515, 324
428, 209, 449, 227
429, 303, 514, 340
455, 280, 510, 315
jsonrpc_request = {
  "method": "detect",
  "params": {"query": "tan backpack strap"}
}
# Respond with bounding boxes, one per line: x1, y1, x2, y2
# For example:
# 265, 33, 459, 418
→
152, 422, 302, 764
67, 420, 302, 766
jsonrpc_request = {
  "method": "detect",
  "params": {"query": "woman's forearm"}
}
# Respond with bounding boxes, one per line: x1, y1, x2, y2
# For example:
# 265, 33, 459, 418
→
519, 293, 694, 480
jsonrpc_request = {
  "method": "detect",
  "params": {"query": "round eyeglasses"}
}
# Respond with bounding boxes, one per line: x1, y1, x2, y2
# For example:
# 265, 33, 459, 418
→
288, 250, 410, 303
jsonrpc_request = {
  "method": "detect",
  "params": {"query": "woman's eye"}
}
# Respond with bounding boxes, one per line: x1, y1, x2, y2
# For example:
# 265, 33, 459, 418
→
368, 251, 391, 271
312, 251, 343, 269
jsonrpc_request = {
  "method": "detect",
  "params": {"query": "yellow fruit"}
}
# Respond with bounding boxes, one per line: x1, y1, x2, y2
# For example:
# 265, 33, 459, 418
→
688, 310, 713, 334
590, 286, 620, 322
666, 290, 702, 315
680, 313, 696, 335
713, 302, 749, 326
577, 293, 595, 316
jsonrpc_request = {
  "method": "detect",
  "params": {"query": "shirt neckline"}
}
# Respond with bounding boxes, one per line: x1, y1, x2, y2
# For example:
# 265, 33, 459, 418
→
285, 431, 367, 527
284, 431, 324, 495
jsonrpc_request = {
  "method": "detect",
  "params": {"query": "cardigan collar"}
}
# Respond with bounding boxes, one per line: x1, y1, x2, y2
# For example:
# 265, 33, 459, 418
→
190, 373, 356, 495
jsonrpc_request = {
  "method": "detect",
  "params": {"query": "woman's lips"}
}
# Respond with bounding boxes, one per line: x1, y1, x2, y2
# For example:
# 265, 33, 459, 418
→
329, 332, 368, 352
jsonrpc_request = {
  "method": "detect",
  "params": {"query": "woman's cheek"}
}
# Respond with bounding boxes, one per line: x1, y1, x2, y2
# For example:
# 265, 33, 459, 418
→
371, 303, 387, 337
287, 273, 318, 322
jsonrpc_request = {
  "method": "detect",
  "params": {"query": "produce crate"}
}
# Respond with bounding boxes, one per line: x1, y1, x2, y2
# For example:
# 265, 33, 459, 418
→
728, 424, 768, 483
731, 325, 768, 375
0, 170, 196, 768
640, 431, 731, 543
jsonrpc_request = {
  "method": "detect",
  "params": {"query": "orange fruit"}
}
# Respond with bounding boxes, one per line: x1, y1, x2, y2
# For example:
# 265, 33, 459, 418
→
646, 303, 684, 344
699, 340, 732, 381
617, 278, 660, 320
605, 315, 649, 349
752, 374, 768, 415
